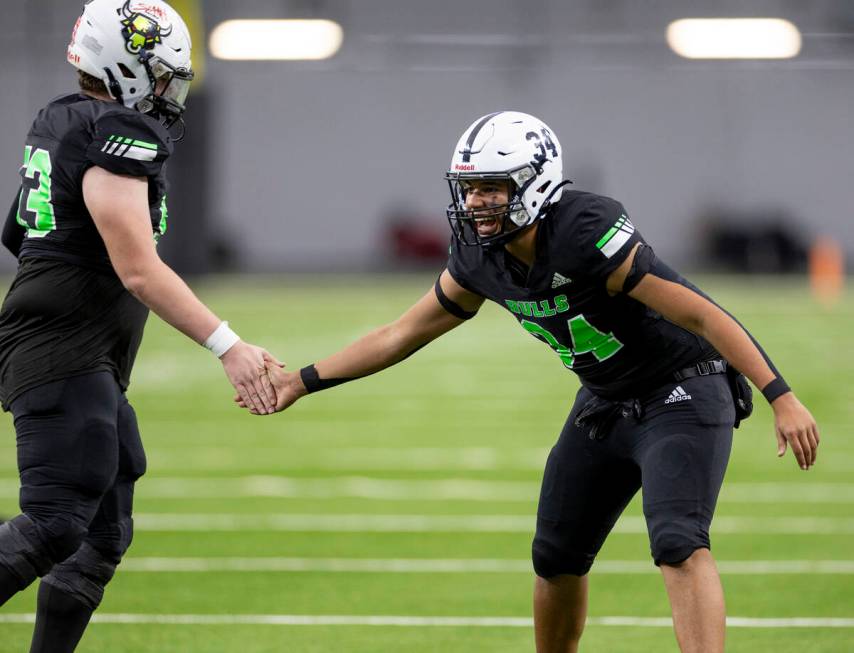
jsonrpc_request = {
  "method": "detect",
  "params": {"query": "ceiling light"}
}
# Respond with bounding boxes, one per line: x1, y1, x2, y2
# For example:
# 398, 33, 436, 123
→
210, 19, 343, 61
667, 18, 801, 59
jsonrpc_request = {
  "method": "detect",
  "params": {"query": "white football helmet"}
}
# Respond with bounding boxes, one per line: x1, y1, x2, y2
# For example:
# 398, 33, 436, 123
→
446, 111, 569, 247
67, 0, 194, 130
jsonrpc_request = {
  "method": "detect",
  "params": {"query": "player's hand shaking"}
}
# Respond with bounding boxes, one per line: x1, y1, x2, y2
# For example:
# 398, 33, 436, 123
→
771, 393, 820, 470
234, 356, 305, 415
221, 342, 284, 415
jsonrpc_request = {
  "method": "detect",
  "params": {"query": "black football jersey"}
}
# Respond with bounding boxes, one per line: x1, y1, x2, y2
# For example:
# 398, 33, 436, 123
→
0, 93, 172, 409
13, 93, 171, 267
447, 190, 717, 400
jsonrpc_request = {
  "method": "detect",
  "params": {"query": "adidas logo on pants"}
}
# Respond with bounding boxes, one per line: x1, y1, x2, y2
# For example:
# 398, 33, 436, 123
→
665, 385, 692, 404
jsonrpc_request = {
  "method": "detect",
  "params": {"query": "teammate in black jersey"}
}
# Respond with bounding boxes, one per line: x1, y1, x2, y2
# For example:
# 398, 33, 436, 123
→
251, 111, 819, 652
0, 2, 282, 650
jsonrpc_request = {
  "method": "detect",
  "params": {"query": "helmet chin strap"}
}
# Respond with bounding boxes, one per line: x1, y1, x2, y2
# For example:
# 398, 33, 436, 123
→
538, 180, 572, 213
102, 68, 124, 104
169, 116, 187, 142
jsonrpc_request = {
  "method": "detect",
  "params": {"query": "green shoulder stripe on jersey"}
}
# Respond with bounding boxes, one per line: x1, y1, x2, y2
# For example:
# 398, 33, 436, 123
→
107, 135, 158, 150
595, 214, 635, 258
101, 135, 159, 162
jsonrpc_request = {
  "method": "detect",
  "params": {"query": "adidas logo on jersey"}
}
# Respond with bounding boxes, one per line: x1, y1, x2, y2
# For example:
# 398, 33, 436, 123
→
551, 272, 572, 288
664, 386, 692, 404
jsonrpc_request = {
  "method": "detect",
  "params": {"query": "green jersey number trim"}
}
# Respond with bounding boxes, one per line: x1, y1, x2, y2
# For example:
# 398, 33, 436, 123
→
17, 146, 56, 238
154, 195, 168, 243
521, 315, 624, 369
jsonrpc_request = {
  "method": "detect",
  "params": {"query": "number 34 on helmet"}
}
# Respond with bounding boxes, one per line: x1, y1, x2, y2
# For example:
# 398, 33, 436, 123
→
446, 111, 570, 247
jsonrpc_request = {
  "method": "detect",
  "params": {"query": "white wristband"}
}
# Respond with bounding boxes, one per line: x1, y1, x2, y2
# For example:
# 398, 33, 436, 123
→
203, 321, 240, 358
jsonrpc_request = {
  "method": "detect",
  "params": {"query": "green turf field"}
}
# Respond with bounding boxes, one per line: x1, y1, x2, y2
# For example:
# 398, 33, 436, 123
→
1, 274, 852, 652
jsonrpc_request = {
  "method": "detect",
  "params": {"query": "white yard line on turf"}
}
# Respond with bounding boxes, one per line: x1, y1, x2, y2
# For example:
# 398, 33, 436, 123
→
159, 447, 548, 471
4, 477, 854, 503
130, 513, 854, 534
1, 614, 853, 628
138, 476, 541, 501
119, 557, 854, 575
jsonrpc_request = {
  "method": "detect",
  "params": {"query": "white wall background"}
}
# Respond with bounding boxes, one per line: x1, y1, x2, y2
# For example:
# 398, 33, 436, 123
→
1, 0, 852, 271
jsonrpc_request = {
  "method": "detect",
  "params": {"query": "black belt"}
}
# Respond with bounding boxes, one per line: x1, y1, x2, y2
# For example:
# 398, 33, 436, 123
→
575, 358, 728, 441
673, 359, 727, 382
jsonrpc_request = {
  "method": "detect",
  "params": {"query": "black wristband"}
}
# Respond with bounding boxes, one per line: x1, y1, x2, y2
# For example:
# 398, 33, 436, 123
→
761, 377, 791, 403
299, 364, 354, 394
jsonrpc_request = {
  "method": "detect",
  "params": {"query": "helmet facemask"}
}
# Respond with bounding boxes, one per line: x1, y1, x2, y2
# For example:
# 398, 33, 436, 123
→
136, 54, 194, 135
445, 166, 539, 248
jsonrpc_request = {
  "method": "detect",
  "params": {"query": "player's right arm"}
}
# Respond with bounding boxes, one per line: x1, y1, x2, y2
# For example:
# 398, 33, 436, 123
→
608, 242, 819, 470
83, 166, 280, 414
259, 270, 484, 413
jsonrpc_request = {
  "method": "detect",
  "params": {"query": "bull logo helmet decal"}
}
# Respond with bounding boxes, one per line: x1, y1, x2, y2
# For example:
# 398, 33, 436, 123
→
119, 1, 172, 55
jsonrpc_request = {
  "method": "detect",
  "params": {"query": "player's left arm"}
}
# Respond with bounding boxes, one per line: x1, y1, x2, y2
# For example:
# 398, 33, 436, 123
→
607, 243, 819, 470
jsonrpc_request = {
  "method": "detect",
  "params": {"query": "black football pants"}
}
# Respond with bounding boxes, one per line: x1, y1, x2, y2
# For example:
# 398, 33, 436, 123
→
532, 373, 734, 577
5, 371, 146, 590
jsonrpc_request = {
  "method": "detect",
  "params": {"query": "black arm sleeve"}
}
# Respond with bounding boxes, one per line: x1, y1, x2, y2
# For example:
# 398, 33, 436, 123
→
434, 277, 478, 320
643, 249, 783, 379
622, 242, 654, 293
2, 190, 24, 257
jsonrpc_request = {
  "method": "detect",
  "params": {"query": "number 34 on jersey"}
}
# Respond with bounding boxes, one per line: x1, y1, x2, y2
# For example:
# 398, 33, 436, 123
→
504, 294, 624, 369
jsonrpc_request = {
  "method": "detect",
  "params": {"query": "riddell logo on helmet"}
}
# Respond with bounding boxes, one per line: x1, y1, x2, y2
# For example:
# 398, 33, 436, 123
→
454, 164, 476, 171
129, 2, 169, 22
67, 15, 82, 64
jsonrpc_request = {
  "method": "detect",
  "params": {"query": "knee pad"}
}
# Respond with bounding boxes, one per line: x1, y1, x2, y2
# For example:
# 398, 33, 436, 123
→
19, 485, 99, 564
0, 515, 55, 588
42, 542, 118, 610
532, 528, 594, 578
29, 512, 89, 564
88, 516, 134, 562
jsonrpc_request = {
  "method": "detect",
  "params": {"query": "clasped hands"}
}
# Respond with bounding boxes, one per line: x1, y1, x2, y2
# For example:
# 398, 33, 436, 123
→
221, 342, 304, 415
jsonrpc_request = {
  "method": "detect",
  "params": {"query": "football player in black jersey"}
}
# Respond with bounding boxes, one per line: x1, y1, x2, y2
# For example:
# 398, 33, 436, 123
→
252, 111, 819, 652
0, 2, 283, 650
